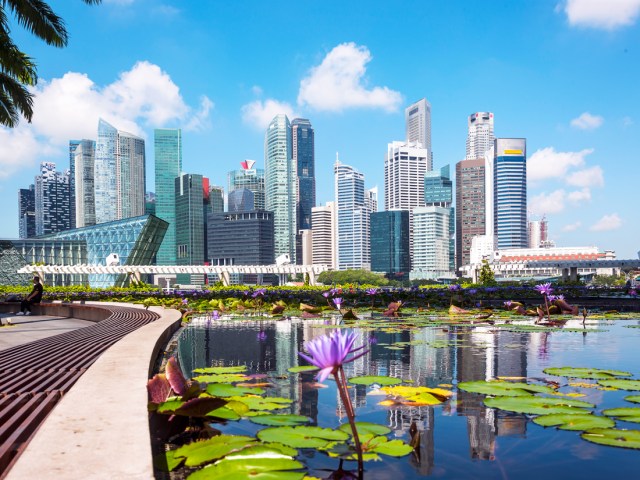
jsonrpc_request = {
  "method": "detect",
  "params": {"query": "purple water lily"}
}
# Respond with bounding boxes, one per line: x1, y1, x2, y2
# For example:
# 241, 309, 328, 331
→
210, 310, 220, 320
534, 283, 553, 296
181, 298, 189, 305
504, 300, 513, 308
257, 331, 267, 342
252, 288, 267, 298
299, 330, 367, 382
333, 297, 343, 310
449, 284, 461, 292
365, 288, 379, 296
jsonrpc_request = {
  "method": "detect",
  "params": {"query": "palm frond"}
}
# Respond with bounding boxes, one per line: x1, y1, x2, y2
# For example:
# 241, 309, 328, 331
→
4, 0, 69, 47
0, 30, 37, 84
0, 70, 34, 126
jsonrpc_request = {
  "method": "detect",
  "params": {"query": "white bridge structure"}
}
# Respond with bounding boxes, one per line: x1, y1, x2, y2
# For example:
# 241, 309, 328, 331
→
17, 264, 331, 287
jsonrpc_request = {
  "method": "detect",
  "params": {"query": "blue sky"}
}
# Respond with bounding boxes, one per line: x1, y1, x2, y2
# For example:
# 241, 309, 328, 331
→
1, 0, 639, 258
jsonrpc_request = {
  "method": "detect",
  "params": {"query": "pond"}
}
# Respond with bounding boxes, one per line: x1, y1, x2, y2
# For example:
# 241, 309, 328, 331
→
168, 313, 640, 479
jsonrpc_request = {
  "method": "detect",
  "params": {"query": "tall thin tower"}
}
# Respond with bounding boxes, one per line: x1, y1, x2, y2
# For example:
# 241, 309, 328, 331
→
405, 98, 432, 162
466, 112, 494, 160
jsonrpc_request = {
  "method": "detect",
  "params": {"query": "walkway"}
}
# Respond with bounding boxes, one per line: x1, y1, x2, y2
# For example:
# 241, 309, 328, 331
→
0, 314, 94, 351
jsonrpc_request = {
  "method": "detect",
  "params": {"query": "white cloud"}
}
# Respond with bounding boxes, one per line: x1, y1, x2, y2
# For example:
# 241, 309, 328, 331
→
251, 85, 263, 96
0, 61, 211, 176
241, 99, 297, 130
566, 166, 604, 187
529, 189, 567, 215
590, 213, 623, 231
527, 147, 593, 182
623, 116, 634, 127
567, 187, 592, 203
570, 112, 604, 130
564, 0, 640, 29
562, 221, 582, 232
297, 42, 402, 112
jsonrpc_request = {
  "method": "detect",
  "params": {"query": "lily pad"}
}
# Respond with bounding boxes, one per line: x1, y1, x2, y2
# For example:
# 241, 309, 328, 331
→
598, 379, 640, 391
249, 414, 311, 426
381, 386, 453, 406
287, 365, 319, 373
187, 457, 305, 480
581, 428, 640, 449
543, 367, 632, 380
153, 449, 184, 472
625, 395, 640, 404
533, 413, 615, 431
193, 374, 248, 384
173, 435, 256, 467
229, 396, 292, 411
484, 395, 593, 415
458, 380, 555, 397
193, 365, 248, 374
362, 434, 414, 457
348, 375, 402, 386
206, 383, 264, 397
603, 407, 640, 423
338, 422, 391, 436
257, 426, 349, 448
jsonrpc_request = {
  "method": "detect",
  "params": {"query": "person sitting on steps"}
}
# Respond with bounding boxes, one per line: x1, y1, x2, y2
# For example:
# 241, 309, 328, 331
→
16, 276, 43, 316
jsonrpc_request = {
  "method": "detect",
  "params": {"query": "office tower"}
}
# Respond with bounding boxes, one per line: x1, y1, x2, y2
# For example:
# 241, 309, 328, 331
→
34, 162, 71, 236
411, 205, 452, 280
490, 139, 527, 249
528, 215, 548, 249
455, 158, 486, 271
292, 118, 315, 264
94, 119, 146, 224
70, 139, 96, 228
228, 160, 266, 210
18, 185, 36, 239
154, 128, 182, 265
265, 114, 296, 262
384, 141, 430, 260
175, 173, 204, 284
370, 210, 410, 280
466, 112, 495, 160
228, 188, 255, 212
335, 159, 371, 270
311, 202, 336, 268
405, 98, 432, 156
424, 165, 454, 272
208, 185, 224, 213
145, 192, 156, 216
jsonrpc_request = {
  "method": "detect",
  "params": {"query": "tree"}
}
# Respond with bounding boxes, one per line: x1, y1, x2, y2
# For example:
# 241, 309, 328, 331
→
317, 269, 389, 287
478, 260, 497, 286
0, 0, 101, 127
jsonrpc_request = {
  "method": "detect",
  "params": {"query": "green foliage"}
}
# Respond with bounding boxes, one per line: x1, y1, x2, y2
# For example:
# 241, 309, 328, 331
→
478, 260, 497, 286
590, 273, 627, 287
317, 269, 389, 286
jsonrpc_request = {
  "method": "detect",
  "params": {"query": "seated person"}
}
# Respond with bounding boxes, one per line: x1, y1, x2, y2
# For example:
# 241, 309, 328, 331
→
17, 276, 43, 316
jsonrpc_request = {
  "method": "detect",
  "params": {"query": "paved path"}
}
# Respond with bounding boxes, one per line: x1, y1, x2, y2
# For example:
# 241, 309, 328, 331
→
0, 314, 95, 351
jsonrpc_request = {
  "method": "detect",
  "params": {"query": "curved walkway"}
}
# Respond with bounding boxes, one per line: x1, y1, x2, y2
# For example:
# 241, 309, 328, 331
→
0, 302, 182, 479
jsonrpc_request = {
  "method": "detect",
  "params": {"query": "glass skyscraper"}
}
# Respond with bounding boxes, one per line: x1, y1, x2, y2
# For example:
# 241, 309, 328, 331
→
18, 185, 36, 239
228, 160, 265, 210
154, 128, 182, 265
35, 162, 71, 236
292, 118, 315, 265
265, 114, 296, 262
71, 139, 96, 228
175, 173, 205, 284
423, 165, 454, 274
370, 210, 410, 280
95, 119, 146, 225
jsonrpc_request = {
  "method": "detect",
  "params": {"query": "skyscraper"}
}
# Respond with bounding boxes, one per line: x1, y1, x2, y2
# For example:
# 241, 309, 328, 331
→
34, 162, 71, 236
265, 114, 296, 262
528, 216, 548, 249
455, 158, 486, 271
208, 185, 225, 213
18, 185, 36, 239
405, 98, 432, 156
424, 165, 454, 273
311, 202, 336, 268
68, 141, 80, 229
175, 173, 204, 284
370, 210, 410, 280
228, 161, 266, 210
154, 128, 182, 265
94, 119, 145, 225
228, 188, 255, 213
292, 118, 315, 265
71, 139, 96, 228
411, 206, 452, 280
466, 112, 495, 160
335, 159, 371, 270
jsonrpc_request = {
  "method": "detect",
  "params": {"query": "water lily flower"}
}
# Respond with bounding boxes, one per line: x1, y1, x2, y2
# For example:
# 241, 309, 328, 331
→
252, 288, 267, 298
333, 297, 343, 310
257, 331, 267, 342
504, 300, 513, 308
299, 330, 368, 382
210, 310, 220, 320
181, 298, 188, 305
365, 288, 379, 296
449, 284, 461, 292
322, 291, 331, 298
534, 283, 553, 296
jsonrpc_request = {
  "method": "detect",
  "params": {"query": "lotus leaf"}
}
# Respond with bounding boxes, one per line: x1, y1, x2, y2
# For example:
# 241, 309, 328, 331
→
625, 395, 640, 404
361, 434, 414, 457
153, 449, 183, 472
484, 395, 593, 415
581, 428, 640, 449
229, 395, 292, 411
598, 379, 640, 391
249, 414, 311, 427
543, 367, 632, 380
193, 374, 248, 384
338, 422, 391, 436
207, 406, 241, 421
257, 426, 349, 448
173, 434, 256, 467
533, 413, 615, 431
603, 407, 640, 423
320, 441, 381, 462
222, 445, 296, 461
348, 375, 402, 386
147, 373, 171, 404
158, 397, 228, 417
381, 385, 453, 403
187, 457, 305, 480
166, 357, 188, 395
193, 366, 247, 374
287, 365, 319, 373
206, 383, 265, 397
458, 380, 554, 397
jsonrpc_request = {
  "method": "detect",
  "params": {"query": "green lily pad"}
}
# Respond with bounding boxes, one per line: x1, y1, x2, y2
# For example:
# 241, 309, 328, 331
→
603, 407, 640, 423
458, 380, 555, 397
153, 449, 184, 472
193, 374, 248, 384
229, 396, 292, 411
363, 435, 414, 457
187, 457, 305, 480
544, 367, 632, 380
338, 422, 391, 436
206, 383, 264, 397
257, 426, 349, 448
287, 365, 319, 373
249, 414, 311, 426
625, 395, 640, 404
598, 379, 640, 391
348, 375, 402, 386
484, 395, 593, 415
193, 366, 247, 374
581, 428, 640, 449
533, 413, 615, 431
173, 435, 256, 467
208, 406, 241, 421
157, 397, 228, 417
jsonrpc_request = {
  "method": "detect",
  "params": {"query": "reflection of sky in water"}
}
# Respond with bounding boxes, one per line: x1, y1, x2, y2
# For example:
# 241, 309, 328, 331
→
177, 317, 640, 479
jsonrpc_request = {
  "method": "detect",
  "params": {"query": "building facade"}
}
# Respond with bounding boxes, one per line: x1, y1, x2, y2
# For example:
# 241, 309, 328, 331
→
35, 162, 71, 236
405, 98, 432, 162
292, 118, 315, 265
228, 161, 265, 210
71, 139, 96, 228
528, 216, 548, 249
370, 210, 410, 280
411, 206, 453, 280
466, 112, 495, 160
455, 158, 486, 272
311, 202, 336, 268
175, 173, 205, 284
424, 165, 454, 273
18, 185, 36, 239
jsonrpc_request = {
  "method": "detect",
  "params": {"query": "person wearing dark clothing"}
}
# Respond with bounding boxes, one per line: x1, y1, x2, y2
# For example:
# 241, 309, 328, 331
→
17, 276, 43, 316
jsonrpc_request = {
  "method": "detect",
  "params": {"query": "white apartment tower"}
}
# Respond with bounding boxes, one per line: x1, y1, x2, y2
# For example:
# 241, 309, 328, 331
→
311, 202, 336, 268
405, 98, 432, 156
466, 112, 495, 160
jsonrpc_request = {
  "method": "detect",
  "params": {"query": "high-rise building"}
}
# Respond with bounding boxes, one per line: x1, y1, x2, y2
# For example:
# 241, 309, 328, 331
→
34, 162, 71, 236
411, 206, 453, 280
208, 185, 225, 213
405, 98, 432, 158
228, 188, 255, 213
175, 173, 204, 284
292, 118, 315, 265
311, 202, 336, 268
265, 114, 296, 262
71, 139, 96, 228
18, 185, 36, 239
335, 159, 371, 270
145, 192, 156, 216
528, 215, 548, 249
370, 210, 410, 280
94, 119, 146, 224
154, 128, 182, 265
424, 165, 454, 273
490, 139, 527, 249
466, 112, 495, 160
455, 158, 486, 271
228, 160, 265, 210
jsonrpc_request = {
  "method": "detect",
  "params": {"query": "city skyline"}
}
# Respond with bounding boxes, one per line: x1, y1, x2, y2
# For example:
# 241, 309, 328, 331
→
0, 1, 638, 257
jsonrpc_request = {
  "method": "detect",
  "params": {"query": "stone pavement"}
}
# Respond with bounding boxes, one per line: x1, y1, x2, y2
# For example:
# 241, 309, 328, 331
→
0, 313, 95, 351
